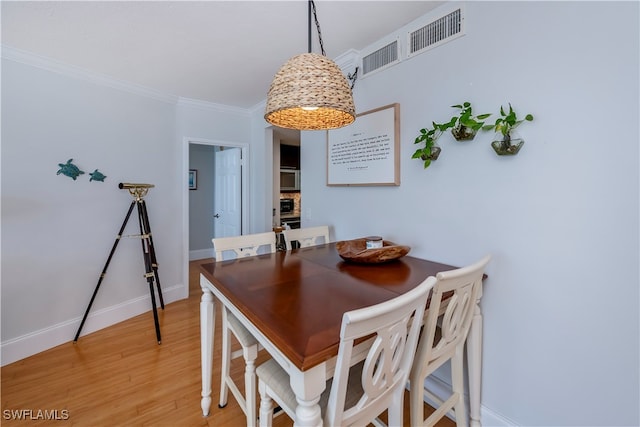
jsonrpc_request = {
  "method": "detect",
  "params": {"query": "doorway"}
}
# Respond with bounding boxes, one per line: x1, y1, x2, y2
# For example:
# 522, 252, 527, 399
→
272, 128, 300, 230
182, 137, 249, 294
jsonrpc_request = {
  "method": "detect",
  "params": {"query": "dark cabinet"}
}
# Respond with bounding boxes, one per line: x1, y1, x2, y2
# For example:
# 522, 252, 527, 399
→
280, 144, 300, 169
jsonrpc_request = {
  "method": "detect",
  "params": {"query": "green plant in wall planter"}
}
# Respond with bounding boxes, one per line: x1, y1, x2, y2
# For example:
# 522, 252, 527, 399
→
441, 102, 492, 141
483, 103, 534, 155
412, 121, 447, 169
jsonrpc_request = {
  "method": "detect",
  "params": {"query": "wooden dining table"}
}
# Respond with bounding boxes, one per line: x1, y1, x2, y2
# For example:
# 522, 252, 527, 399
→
199, 242, 485, 427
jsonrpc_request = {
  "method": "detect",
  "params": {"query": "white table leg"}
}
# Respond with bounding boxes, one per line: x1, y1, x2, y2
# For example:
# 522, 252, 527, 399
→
200, 277, 215, 416
467, 299, 483, 427
289, 363, 325, 427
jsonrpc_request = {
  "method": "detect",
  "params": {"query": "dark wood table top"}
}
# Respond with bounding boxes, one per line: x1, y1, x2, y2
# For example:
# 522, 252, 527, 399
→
200, 242, 456, 371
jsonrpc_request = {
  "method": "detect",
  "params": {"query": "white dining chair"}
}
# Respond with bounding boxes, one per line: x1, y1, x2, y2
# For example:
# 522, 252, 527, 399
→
212, 231, 277, 427
281, 225, 330, 250
409, 255, 491, 427
256, 275, 436, 427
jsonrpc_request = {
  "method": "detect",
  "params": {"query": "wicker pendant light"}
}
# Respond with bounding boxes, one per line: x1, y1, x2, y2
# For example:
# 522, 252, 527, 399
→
264, 1, 355, 131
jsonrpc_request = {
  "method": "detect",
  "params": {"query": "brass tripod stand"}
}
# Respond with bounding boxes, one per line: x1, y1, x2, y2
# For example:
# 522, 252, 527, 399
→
74, 183, 164, 344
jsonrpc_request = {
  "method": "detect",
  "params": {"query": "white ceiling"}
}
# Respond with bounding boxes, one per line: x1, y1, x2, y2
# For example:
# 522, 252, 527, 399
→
1, 1, 443, 109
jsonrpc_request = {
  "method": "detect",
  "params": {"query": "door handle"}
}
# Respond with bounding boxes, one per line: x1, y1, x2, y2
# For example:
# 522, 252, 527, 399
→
214, 213, 220, 218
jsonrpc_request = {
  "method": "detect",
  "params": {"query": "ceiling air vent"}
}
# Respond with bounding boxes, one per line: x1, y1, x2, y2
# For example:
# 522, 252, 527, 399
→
407, 7, 464, 58
361, 38, 400, 76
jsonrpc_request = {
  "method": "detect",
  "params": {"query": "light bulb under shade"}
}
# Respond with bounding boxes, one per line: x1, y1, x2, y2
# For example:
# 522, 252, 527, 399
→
265, 53, 355, 131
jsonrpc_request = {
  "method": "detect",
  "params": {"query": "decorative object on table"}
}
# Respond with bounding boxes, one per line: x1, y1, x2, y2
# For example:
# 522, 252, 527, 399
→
442, 102, 492, 141
273, 226, 286, 251
412, 121, 446, 169
56, 158, 85, 180
336, 238, 410, 264
74, 182, 164, 345
365, 236, 383, 249
327, 103, 400, 186
89, 169, 106, 182
188, 169, 197, 190
482, 103, 534, 155
264, 0, 355, 131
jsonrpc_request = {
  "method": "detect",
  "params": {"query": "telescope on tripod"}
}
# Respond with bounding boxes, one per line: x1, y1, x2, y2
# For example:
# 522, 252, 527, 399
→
74, 183, 164, 344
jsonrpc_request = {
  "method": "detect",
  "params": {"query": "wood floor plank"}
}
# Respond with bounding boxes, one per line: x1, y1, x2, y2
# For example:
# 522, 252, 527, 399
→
1, 259, 454, 427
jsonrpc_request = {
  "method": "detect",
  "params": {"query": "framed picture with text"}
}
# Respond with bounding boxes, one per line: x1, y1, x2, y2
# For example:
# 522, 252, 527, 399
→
327, 103, 400, 186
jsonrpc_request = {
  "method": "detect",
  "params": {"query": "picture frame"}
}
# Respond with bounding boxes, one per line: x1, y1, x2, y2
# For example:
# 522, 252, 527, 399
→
327, 103, 400, 186
189, 169, 197, 190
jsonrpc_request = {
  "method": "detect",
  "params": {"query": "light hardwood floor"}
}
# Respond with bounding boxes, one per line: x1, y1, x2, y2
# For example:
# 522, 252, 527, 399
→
1, 259, 455, 427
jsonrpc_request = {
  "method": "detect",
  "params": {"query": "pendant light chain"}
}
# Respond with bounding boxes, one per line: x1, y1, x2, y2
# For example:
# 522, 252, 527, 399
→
310, 0, 326, 56
311, 0, 357, 89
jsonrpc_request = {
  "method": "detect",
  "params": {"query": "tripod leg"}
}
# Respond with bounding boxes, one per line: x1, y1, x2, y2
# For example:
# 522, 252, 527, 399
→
147, 275, 162, 344
74, 201, 136, 342
138, 201, 162, 344
139, 200, 164, 309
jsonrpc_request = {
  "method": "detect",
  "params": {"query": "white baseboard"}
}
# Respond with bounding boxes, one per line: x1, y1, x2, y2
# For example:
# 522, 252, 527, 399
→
190, 248, 214, 261
480, 405, 519, 427
421, 375, 517, 427
0, 283, 185, 366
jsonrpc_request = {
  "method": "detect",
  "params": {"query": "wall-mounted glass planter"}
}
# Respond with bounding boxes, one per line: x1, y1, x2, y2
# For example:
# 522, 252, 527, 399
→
491, 131, 524, 155
451, 125, 478, 141
421, 145, 441, 161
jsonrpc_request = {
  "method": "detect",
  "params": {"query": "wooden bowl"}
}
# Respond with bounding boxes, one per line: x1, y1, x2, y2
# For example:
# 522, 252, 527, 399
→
335, 238, 411, 264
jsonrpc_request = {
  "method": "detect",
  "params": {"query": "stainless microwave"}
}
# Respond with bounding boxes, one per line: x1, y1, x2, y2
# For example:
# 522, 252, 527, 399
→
280, 169, 300, 191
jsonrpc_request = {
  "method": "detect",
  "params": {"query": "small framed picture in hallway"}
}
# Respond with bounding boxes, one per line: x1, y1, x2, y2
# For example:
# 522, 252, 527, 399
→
189, 169, 197, 190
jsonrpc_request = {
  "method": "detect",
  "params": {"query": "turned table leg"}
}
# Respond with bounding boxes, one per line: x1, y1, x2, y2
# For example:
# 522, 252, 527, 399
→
200, 276, 215, 416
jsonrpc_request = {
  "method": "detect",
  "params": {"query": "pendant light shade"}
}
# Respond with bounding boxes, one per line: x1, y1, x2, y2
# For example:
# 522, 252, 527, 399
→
265, 53, 355, 130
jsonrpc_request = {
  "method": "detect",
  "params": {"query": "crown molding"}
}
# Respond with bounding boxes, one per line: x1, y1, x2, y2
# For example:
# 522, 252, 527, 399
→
249, 98, 267, 116
2, 44, 179, 104
177, 97, 250, 116
2, 45, 256, 115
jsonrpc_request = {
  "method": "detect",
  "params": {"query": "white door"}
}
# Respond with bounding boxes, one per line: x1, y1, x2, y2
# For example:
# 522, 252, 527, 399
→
214, 147, 242, 238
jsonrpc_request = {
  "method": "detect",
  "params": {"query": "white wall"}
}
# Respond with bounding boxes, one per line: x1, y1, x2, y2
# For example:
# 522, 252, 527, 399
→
176, 99, 250, 144
250, 103, 275, 234
2, 1, 638, 424
298, 2, 639, 426
1, 56, 184, 363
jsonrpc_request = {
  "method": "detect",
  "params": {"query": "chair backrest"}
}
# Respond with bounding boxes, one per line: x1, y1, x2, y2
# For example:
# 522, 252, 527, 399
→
413, 255, 491, 378
323, 276, 436, 427
282, 225, 330, 250
212, 232, 277, 261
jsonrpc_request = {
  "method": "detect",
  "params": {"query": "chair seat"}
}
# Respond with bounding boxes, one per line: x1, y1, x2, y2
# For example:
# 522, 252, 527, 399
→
256, 359, 364, 418
227, 310, 259, 348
